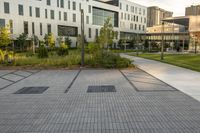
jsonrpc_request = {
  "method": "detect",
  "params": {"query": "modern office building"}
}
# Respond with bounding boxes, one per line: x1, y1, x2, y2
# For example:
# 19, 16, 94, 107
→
147, 6, 173, 27
185, 5, 200, 16
0, 0, 147, 47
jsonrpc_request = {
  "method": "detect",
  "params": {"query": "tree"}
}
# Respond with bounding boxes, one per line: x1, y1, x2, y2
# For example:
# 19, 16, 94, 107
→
17, 33, 27, 51
47, 33, 55, 49
0, 25, 12, 48
44, 34, 49, 46
31, 35, 39, 54
99, 17, 115, 50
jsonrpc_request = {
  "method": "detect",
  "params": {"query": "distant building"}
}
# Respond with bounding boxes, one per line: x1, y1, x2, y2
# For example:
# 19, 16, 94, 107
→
185, 5, 200, 16
147, 6, 173, 27
145, 16, 200, 52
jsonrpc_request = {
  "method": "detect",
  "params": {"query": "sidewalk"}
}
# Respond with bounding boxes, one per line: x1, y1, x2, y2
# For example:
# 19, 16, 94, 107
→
121, 53, 200, 102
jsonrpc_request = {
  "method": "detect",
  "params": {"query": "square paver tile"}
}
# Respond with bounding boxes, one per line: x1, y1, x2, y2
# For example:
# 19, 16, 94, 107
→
0, 78, 12, 89
2, 74, 24, 82
13, 71, 32, 77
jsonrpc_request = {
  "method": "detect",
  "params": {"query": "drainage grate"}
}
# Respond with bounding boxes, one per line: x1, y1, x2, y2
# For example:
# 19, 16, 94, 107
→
87, 85, 116, 93
14, 87, 49, 94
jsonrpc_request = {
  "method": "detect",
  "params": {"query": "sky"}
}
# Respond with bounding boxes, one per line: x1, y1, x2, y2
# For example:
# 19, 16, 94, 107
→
130, 0, 200, 16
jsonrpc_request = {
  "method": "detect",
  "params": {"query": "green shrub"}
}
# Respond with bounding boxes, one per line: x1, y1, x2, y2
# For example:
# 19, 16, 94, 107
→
85, 51, 131, 68
87, 42, 100, 54
38, 45, 48, 58
102, 52, 131, 68
57, 42, 69, 56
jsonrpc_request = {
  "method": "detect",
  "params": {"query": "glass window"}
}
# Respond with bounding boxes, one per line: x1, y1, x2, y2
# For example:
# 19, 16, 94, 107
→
35, 8, 40, 18
68, 1, 70, 9
95, 29, 98, 37
24, 21, 28, 34
4, 2, 10, 14
64, 12, 67, 21
73, 2, 76, 10
86, 16, 89, 24
58, 25, 78, 37
92, 7, 118, 27
47, 24, 51, 34
59, 11, 61, 20
29, 6, 32, 16
50, 10, 54, 19
47, 0, 51, 5
88, 5, 91, 13
57, 0, 59, 7
88, 28, 91, 38
32, 22, 35, 34
73, 14, 76, 22
0, 19, 5, 28
45, 9, 48, 18
18, 4, 24, 16
60, 0, 64, 8
40, 23, 43, 35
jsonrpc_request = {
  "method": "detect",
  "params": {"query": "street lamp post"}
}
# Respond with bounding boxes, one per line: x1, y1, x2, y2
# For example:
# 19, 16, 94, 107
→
81, 9, 85, 67
161, 21, 164, 60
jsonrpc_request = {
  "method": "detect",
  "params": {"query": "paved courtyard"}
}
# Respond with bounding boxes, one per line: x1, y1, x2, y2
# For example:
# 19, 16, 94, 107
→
0, 69, 200, 133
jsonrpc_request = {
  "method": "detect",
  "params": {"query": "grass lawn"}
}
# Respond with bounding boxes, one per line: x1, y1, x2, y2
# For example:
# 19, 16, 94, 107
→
128, 53, 200, 72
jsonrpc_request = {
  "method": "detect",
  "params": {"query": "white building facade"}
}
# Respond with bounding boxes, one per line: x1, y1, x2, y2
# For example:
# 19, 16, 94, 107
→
0, 0, 147, 47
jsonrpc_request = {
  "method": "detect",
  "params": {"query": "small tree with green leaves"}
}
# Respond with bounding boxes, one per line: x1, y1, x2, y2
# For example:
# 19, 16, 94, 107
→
47, 33, 55, 49
31, 35, 39, 54
0, 25, 12, 49
17, 33, 27, 51
99, 17, 115, 50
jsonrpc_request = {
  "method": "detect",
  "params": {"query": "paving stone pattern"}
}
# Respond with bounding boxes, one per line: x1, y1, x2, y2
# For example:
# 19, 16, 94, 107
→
0, 70, 39, 90
0, 69, 200, 133
121, 69, 176, 92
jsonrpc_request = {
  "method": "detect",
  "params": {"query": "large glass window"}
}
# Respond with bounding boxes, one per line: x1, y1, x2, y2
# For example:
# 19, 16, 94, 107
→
92, 7, 118, 27
94, 0, 119, 6
4, 2, 10, 14
58, 25, 78, 37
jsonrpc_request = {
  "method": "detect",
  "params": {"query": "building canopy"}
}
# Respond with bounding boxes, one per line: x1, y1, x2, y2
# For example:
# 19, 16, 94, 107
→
162, 16, 190, 27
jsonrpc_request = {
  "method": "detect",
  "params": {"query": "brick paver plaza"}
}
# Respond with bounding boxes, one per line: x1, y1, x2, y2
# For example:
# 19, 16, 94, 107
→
0, 69, 200, 133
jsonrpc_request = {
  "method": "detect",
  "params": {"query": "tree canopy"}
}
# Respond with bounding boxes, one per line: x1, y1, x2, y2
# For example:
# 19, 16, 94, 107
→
0, 25, 12, 48
99, 17, 115, 49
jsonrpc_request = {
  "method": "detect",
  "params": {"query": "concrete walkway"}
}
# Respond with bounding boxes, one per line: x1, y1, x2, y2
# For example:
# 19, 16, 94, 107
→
121, 53, 200, 102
